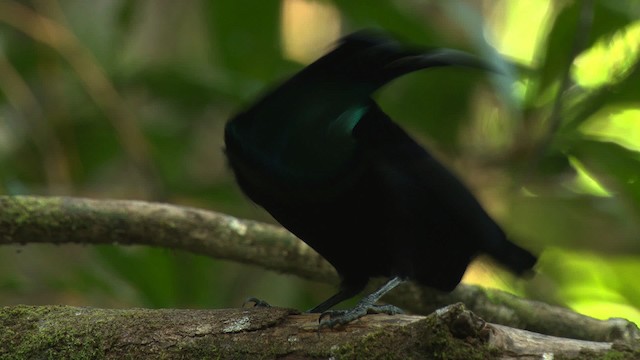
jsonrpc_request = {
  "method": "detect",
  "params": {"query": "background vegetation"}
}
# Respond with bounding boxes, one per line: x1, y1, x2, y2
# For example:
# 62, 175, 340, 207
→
1, 0, 639, 324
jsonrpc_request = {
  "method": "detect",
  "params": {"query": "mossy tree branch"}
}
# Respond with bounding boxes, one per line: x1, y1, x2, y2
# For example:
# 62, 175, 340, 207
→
0, 195, 638, 346
2, 303, 634, 359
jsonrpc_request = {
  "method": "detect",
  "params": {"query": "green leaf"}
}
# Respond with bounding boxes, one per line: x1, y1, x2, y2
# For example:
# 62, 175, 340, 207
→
536, 0, 636, 102
569, 138, 640, 211
536, 1, 581, 97
591, 0, 638, 41
562, 62, 640, 133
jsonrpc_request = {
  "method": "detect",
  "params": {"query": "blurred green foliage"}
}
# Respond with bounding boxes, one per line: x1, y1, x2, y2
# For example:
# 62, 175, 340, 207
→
0, 0, 638, 323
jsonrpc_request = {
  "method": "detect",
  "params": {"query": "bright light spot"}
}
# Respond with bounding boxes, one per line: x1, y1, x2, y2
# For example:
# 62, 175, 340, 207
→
569, 301, 640, 326
580, 108, 640, 153
280, 0, 341, 64
567, 156, 611, 197
461, 259, 523, 297
543, 248, 640, 326
573, 21, 640, 88
486, 0, 554, 65
227, 217, 247, 236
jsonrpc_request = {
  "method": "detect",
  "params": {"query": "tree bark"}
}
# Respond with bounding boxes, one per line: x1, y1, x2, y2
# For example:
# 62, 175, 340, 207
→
1, 195, 639, 358
2, 302, 635, 359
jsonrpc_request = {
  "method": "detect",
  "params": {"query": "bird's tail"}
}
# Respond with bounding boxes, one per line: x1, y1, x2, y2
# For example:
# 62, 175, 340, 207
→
488, 239, 537, 276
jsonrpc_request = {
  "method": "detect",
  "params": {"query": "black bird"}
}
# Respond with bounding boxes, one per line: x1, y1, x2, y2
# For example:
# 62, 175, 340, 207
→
224, 30, 537, 327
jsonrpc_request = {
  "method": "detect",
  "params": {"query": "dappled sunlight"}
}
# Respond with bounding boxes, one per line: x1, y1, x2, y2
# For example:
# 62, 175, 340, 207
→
461, 259, 526, 297
541, 248, 640, 325
486, 0, 554, 65
459, 1, 640, 324
580, 108, 640, 152
573, 21, 640, 88
571, 301, 640, 325
280, 0, 342, 64
566, 156, 612, 197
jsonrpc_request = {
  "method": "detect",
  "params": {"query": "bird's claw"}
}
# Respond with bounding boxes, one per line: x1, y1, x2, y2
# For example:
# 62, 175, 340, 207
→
318, 303, 404, 329
318, 309, 347, 326
243, 297, 272, 308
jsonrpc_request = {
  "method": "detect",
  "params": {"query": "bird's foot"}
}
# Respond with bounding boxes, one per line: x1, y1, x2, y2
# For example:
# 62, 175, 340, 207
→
318, 303, 404, 329
243, 297, 272, 308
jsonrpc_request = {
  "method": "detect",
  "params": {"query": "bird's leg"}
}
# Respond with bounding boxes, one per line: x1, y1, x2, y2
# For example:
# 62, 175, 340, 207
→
306, 283, 364, 314
318, 276, 405, 328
